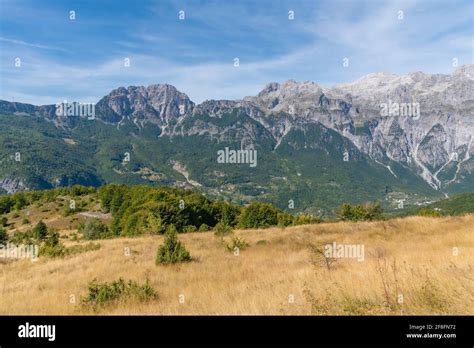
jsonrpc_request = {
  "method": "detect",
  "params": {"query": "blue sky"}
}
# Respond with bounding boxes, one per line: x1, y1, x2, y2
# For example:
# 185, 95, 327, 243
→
0, 0, 472, 105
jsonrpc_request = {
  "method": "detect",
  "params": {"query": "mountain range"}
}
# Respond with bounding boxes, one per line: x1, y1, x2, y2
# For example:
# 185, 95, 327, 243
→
1, 65, 473, 215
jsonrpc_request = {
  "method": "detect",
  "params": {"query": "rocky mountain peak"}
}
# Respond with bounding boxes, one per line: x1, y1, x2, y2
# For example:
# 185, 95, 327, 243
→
95, 83, 194, 127
246, 79, 324, 115
454, 64, 474, 79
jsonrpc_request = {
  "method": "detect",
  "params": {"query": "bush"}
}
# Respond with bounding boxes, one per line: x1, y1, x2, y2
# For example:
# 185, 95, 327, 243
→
293, 214, 322, 225
226, 235, 249, 253
79, 219, 112, 240
238, 202, 279, 228
417, 208, 442, 217
1, 216, 7, 227
198, 223, 210, 232
336, 203, 383, 221
156, 225, 191, 265
33, 220, 48, 241
22, 218, 30, 225
81, 277, 157, 309
213, 201, 241, 227
184, 225, 197, 233
66, 242, 101, 256
277, 212, 294, 227
10, 230, 35, 246
0, 228, 8, 246
213, 222, 233, 237
63, 205, 83, 217
0, 196, 14, 214
39, 229, 66, 257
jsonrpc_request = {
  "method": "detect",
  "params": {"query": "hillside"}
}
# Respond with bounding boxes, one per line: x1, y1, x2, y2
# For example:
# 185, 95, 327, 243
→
424, 192, 474, 216
0, 212, 473, 315
2, 66, 473, 214
0, 187, 472, 315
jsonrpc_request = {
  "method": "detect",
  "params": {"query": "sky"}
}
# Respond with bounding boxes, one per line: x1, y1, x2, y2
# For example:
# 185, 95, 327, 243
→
0, 0, 472, 105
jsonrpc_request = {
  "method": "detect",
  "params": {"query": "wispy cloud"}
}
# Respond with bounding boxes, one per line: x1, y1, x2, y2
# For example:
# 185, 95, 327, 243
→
0, 0, 472, 105
0, 37, 70, 53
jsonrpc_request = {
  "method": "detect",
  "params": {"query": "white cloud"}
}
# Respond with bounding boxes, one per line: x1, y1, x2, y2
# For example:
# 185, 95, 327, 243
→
0, 0, 472, 105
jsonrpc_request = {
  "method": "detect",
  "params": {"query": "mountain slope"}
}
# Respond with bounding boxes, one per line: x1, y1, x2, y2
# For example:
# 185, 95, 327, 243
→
1, 65, 473, 213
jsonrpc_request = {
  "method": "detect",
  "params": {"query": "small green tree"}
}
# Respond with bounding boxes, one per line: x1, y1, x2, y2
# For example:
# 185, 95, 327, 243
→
0, 228, 8, 246
1, 216, 7, 227
33, 220, 48, 241
213, 222, 233, 237
39, 229, 66, 257
79, 219, 111, 240
237, 202, 279, 228
156, 225, 191, 265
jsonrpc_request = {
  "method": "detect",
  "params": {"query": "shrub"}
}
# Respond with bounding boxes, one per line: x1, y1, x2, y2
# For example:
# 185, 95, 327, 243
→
238, 202, 279, 228
81, 277, 157, 309
184, 225, 197, 233
293, 214, 322, 225
33, 220, 48, 241
336, 203, 383, 221
0, 228, 8, 246
66, 242, 101, 256
256, 239, 269, 246
63, 205, 82, 217
1, 216, 7, 227
0, 197, 14, 214
145, 213, 164, 234
277, 212, 294, 227
79, 219, 112, 240
213, 201, 241, 227
10, 230, 35, 246
22, 218, 30, 225
198, 223, 210, 232
156, 225, 191, 265
213, 222, 233, 237
121, 210, 150, 236
417, 208, 442, 217
39, 229, 66, 257
226, 235, 249, 253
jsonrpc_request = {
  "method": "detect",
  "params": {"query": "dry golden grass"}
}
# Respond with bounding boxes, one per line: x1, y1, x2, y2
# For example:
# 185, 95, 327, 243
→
1, 214, 473, 315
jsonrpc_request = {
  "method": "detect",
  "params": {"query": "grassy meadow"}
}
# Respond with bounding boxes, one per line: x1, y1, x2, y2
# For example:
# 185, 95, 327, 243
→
1, 204, 473, 315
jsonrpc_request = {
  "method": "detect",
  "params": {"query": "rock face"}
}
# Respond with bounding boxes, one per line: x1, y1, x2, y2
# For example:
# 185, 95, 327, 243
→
95, 84, 195, 132
0, 65, 472, 192
0, 178, 28, 194
232, 65, 473, 191
326, 65, 474, 190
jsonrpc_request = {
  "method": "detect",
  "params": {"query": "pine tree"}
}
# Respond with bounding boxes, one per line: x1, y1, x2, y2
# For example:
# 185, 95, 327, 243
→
156, 225, 191, 265
33, 220, 48, 241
